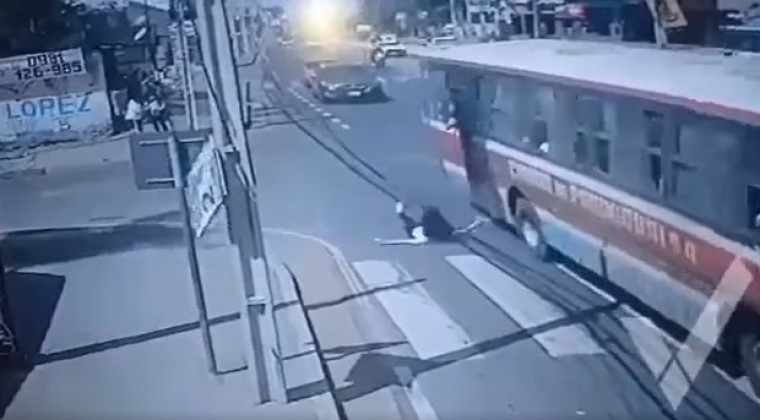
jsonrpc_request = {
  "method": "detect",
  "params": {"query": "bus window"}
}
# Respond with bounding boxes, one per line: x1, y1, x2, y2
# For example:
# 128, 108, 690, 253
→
531, 85, 554, 154
574, 132, 588, 164
574, 94, 613, 174
667, 121, 703, 212
475, 77, 497, 137
643, 110, 665, 194
748, 185, 760, 232
742, 127, 760, 234
423, 68, 449, 124
595, 137, 610, 173
488, 76, 518, 146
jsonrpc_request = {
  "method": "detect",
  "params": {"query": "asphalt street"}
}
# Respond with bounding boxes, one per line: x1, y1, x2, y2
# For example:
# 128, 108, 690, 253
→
246, 42, 760, 419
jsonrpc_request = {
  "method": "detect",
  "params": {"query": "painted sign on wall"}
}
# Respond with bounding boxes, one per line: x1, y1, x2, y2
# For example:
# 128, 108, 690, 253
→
0, 49, 86, 85
0, 50, 110, 142
0, 91, 110, 141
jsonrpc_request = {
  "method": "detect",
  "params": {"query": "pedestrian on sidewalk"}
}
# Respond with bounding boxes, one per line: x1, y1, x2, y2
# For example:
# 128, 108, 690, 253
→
147, 95, 170, 132
374, 201, 489, 245
125, 96, 144, 133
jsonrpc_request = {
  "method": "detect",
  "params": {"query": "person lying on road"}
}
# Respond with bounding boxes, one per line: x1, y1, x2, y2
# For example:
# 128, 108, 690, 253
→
374, 201, 489, 246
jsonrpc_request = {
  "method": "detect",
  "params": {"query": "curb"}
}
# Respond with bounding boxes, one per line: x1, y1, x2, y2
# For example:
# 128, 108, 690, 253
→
263, 230, 417, 420
269, 262, 341, 420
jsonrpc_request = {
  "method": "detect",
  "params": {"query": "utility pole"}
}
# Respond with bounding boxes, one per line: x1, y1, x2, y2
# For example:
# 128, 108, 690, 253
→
177, 0, 198, 129
143, 0, 157, 68
167, 129, 218, 376
192, 0, 285, 404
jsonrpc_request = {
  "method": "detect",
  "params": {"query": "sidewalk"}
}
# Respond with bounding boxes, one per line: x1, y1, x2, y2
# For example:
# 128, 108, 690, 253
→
265, 231, 421, 419
0, 137, 338, 418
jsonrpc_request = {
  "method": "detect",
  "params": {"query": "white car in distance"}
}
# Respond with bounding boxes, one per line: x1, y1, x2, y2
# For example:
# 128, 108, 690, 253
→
374, 33, 407, 57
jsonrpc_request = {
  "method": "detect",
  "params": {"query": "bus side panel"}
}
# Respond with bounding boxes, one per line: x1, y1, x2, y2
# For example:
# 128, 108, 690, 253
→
536, 207, 606, 276
604, 244, 724, 340
484, 140, 760, 340
488, 149, 607, 275
488, 145, 717, 336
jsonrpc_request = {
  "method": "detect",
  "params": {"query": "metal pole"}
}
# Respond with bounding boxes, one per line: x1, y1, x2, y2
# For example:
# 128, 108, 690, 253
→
178, 0, 198, 129
167, 131, 217, 375
195, 0, 285, 403
449, 0, 457, 26
532, 0, 539, 38
144, 0, 157, 68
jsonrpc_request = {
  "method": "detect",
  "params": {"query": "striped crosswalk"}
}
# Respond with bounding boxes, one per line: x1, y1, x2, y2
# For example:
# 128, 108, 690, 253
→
348, 251, 759, 416
351, 253, 603, 361
446, 254, 604, 357
352, 260, 480, 361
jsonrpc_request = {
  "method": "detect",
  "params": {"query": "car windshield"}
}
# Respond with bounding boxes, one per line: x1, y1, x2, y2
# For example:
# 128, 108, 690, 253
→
378, 35, 398, 45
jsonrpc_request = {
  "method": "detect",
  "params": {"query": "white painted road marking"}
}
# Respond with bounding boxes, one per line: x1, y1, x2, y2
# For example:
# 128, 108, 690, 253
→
352, 260, 481, 361
555, 264, 616, 304
331, 117, 341, 124
446, 254, 604, 357
394, 366, 439, 420
321, 112, 332, 118
624, 256, 754, 410
340, 123, 350, 130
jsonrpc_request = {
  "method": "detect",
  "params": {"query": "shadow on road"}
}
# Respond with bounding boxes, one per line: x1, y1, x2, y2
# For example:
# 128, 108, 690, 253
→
323, 341, 405, 362
304, 278, 426, 312
288, 302, 620, 404
0, 222, 183, 270
0, 271, 64, 418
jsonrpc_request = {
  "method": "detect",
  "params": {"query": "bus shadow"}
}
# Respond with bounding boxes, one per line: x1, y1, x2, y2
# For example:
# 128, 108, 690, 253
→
555, 253, 744, 379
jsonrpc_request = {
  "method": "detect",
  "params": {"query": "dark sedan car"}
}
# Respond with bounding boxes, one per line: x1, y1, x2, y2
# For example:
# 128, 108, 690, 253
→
309, 64, 385, 103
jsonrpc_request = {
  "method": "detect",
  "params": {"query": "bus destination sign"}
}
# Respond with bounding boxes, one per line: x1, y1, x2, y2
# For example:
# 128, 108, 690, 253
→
0, 48, 86, 85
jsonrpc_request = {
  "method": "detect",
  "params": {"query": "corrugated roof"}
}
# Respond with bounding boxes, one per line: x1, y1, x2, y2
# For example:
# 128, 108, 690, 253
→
411, 39, 760, 124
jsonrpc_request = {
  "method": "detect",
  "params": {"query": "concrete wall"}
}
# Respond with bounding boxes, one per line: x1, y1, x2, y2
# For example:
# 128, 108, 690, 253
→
0, 51, 111, 144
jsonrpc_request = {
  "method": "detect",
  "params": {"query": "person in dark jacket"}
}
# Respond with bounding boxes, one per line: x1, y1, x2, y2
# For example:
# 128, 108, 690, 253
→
375, 201, 488, 245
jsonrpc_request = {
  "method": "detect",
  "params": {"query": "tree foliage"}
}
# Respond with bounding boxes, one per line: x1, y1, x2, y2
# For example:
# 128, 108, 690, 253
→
0, 0, 88, 57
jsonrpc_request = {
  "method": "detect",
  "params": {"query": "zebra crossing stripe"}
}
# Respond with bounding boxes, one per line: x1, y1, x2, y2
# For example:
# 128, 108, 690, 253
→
446, 254, 604, 357
352, 260, 481, 361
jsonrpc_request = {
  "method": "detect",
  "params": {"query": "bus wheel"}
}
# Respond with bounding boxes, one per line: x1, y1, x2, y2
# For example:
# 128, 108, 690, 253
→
515, 198, 551, 261
739, 331, 760, 396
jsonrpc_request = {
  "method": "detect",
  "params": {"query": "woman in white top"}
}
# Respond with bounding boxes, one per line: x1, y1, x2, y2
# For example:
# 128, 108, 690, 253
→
125, 97, 144, 133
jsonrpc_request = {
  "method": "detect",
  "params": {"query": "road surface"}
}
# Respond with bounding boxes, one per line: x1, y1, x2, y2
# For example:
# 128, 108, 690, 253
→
245, 41, 760, 419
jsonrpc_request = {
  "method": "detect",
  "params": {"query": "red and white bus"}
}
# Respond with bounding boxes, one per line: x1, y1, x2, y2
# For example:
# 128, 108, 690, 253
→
415, 39, 760, 392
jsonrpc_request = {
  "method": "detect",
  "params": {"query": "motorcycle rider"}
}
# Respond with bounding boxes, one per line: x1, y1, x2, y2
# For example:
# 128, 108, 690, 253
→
371, 46, 386, 68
